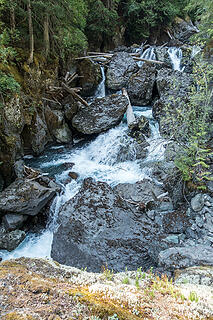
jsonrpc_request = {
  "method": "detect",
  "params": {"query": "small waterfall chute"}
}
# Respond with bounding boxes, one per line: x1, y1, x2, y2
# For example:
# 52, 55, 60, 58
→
138, 47, 156, 67
94, 66, 106, 98
168, 47, 184, 72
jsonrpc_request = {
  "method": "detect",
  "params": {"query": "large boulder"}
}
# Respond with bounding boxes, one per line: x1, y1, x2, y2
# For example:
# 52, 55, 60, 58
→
77, 59, 102, 96
51, 178, 213, 272
158, 246, 213, 271
72, 94, 128, 134
106, 52, 138, 90
114, 179, 166, 205
172, 17, 199, 43
0, 228, 26, 251
51, 178, 157, 272
153, 68, 192, 135
44, 106, 72, 143
21, 111, 51, 155
0, 177, 59, 217
127, 63, 156, 105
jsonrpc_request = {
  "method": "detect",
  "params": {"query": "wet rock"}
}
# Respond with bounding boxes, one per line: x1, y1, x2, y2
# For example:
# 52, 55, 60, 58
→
53, 123, 72, 144
44, 107, 72, 143
68, 172, 79, 180
158, 245, 213, 270
114, 179, 166, 205
0, 173, 4, 192
0, 229, 26, 251
14, 159, 25, 178
0, 178, 58, 217
155, 47, 171, 66
128, 115, 151, 139
21, 112, 51, 155
172, 17, 199, 43
51, 178, 156, 272
127, 63, 156, 105
106, 52, 138, 90
77, 59, 102, 96
72, 94, 128, 134
63, 96, 79, 121
191, 194, 205, 212
153, 68, 192, 135
3, 214, 27, 231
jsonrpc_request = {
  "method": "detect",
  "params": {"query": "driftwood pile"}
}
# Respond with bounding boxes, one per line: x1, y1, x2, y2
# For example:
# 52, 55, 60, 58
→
45, 72, 89, 108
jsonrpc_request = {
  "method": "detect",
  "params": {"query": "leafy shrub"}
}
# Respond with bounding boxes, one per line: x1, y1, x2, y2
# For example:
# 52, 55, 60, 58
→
0, 72, 20, 97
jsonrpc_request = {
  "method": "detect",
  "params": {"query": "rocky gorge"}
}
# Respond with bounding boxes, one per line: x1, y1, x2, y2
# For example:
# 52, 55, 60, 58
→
0, 16, 213, 319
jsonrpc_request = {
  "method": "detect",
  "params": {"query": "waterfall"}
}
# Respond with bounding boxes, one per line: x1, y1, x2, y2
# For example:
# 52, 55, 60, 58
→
0, 105, 166, 261
168, 47, 184, 72
191, 46, 201, 59
94, 66, 106, 98
138, 47, 156, 67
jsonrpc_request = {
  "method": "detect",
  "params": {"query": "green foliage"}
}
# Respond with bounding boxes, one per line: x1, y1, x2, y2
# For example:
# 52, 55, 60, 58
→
186, 0, 213, 43
102, 266, 114, 281
165, 54, 213, 188
0, 71, 20, 97
86, 0, 119, 46
0, 30, 17, 65
189, 291, 199, 302
124, 0, 189, 43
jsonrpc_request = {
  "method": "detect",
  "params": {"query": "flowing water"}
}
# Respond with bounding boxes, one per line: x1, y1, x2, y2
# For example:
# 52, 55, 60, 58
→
137, 47, 156, 67
94, 66, 106, 98
168, 47, 185, 72
0, 62, 167, 261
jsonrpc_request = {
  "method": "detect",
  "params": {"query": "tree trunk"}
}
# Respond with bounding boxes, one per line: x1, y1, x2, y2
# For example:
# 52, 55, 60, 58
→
10, 7, 15, 31
44, 12, 50, 58
27, 0, 34, 64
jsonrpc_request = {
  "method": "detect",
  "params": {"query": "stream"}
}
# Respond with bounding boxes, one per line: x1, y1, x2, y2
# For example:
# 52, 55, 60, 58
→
0, 46, 183, 262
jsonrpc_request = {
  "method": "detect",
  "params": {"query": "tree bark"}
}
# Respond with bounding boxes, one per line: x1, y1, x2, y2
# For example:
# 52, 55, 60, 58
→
44, 12, 50, 58
10, 7, 15, 31
27, 0, 34, 64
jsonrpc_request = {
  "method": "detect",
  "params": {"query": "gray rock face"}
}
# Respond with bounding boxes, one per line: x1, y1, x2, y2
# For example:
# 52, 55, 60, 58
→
0, 178, 58, 217
127, 63, 156, 105
51, 178, 158, 272
72, 94, 128, 135
153, 68, 192, 135
158, 246, 213, 270
77, 58, 102, 96
191, 194, 205, 212
114, 179, 166, 205
106, 52, 138, 90
3, 214, 27, 231
0, 229, 26, 251
173, 18, 199, 43
44, 107, 72, 143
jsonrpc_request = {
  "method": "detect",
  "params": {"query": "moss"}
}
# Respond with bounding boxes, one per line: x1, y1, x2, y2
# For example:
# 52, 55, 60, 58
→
2, 313, 36, 320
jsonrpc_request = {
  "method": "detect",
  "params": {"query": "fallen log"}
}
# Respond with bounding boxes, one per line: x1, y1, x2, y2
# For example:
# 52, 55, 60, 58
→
133, 57, 164, 65
76, 54, 164, 65
122, 88, 136, 127
62, 82, 89, 108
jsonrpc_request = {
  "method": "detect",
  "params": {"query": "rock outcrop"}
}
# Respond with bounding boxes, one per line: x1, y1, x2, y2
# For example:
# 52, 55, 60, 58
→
106, 52, 138, 90
77, 58, 102, 96
51, 177, 213, 273
72, 94, 128, 134
127, 63, 156, 105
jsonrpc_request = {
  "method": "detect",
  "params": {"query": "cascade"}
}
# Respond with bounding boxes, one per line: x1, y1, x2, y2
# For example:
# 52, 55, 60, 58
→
168, 47, 184, 71
94, 66, 106, 98
138, 47, 156, 67
0, 61, 166, 261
